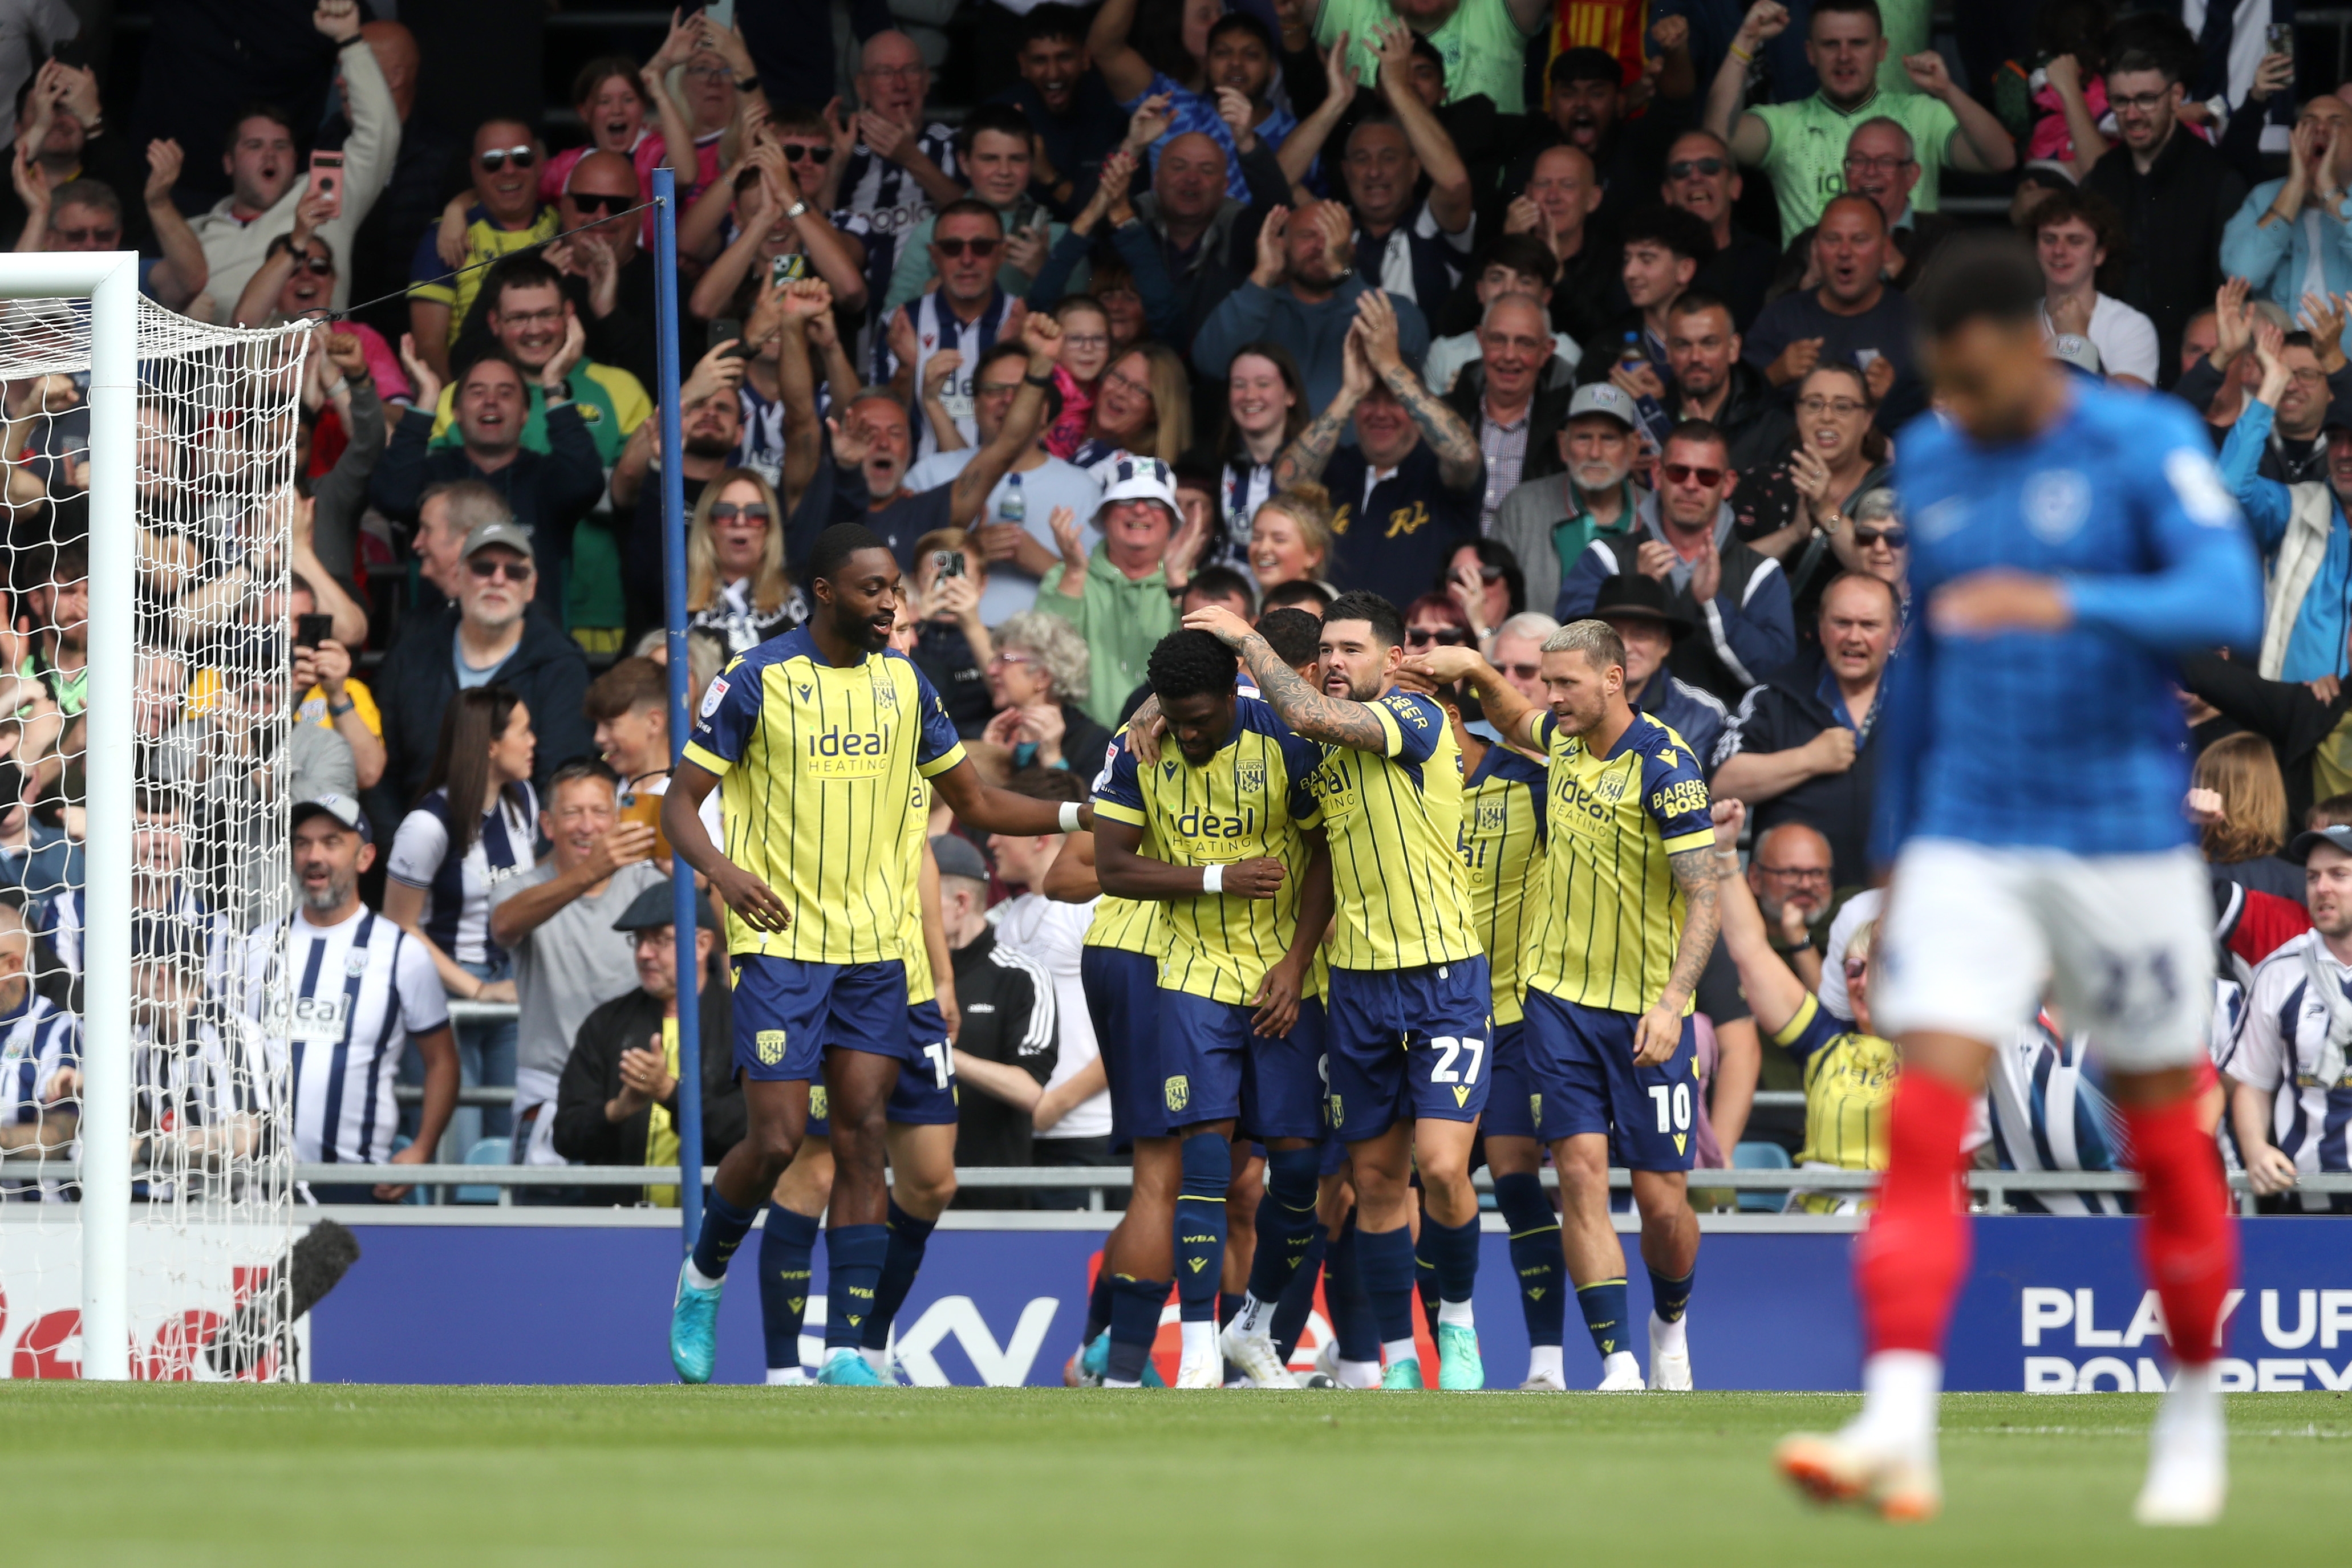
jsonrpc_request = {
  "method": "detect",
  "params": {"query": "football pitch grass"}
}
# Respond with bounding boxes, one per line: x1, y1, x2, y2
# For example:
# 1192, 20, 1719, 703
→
10, 1383, 2345, 1565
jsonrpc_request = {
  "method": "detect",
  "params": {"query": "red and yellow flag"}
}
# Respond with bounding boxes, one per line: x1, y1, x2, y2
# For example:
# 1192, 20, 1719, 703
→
1550, 0, 1649, 84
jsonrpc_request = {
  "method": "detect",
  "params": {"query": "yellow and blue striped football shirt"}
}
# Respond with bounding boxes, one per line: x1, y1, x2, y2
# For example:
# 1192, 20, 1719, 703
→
900, 777, 937, 1006
683, 628, 966, 962
1092, 696, 1325, 1006
1082, 731, 1164, 957
1459, 742, 1548, 1027
1523, 711, 1714, 1014
1307, 688, 1478, 972
1775, 992, 1899, 1173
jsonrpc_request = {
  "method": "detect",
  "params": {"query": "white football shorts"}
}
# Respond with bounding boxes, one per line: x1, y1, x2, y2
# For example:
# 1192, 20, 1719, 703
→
1873, 839, 2215, 1071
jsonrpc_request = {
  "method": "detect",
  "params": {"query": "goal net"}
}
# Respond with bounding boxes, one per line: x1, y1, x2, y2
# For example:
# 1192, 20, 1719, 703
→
0, 267, 310, 1382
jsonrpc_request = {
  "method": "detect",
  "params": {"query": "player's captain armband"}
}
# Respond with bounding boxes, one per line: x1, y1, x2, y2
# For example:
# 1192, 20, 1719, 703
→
2165, 448, 2239, 527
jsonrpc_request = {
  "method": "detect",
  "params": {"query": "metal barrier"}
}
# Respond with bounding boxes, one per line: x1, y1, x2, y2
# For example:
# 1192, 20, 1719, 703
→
10, 1159, 2347, 1216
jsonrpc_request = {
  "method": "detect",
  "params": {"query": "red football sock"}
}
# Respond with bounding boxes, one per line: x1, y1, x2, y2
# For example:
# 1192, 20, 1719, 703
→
2121, 1093, 2238, 1368
1855, 1072, 1975, 1356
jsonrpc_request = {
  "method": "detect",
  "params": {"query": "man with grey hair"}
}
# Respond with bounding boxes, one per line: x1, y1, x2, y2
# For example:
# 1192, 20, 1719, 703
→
1445, 291, 1570, 531
404, 478, 514, 624
1489, 610, 1560, 709
1408, 615, 1720, 1393
1770, 117, 1958, 296
1494, 382, 1644, 616
366, 518, 594, 834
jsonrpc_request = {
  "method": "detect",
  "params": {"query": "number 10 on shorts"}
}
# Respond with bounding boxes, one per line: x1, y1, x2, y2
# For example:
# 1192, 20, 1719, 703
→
1649, 1082, 1692, 1134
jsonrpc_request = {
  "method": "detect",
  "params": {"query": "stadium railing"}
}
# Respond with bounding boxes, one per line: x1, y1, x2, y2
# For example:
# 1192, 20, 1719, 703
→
6, 1160, 2346, 1216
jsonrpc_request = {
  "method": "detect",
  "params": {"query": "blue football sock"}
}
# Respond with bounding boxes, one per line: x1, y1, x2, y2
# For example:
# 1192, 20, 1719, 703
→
1578, 1278, 1631, 1360
1356, 1222, 1419, 1347
1326, 1216, 1381, 1363
1085, 1268, 1116, 1342
1106, 1274, 1166, 1383
861, 1199, 938, 1352
1649, 1265, 1695, 1325
1493, 1172, 1564, 1346
1244, 1145, 1321, 1306
824, 1223, 889, 1350
1174, 1132, 1230, 1322
1220, 1290, 1244, 1326
1422, 1212, 1479, 1306
1271, 1223, 1328, 1362
690, 1187, 759, 1281
1414, 1228, 1442, 1320
757, 1203, 821, 1372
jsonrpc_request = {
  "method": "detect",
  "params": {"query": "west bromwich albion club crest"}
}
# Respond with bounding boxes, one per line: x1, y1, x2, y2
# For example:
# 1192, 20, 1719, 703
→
1477, 798, 1507, 833
1235, 758, 1264, 795
757, 1029, 786, 1065
1164, 1075, 1190, 1113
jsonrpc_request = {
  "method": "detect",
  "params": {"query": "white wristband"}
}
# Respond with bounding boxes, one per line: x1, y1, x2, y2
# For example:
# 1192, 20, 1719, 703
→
1202, 864, 1224, 894
1057, 802, 1082, 833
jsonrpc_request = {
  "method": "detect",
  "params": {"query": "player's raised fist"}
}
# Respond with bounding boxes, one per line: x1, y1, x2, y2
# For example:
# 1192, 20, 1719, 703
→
1711, 797, 1745, 847
1222, 857, 1288, 899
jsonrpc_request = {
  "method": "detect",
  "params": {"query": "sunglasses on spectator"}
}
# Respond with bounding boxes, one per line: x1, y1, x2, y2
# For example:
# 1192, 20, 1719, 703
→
934, 236, 1000, 258
1662, 461, 1724, 487
1666, 156, 1726, 178
285, 254, 334, 275
468, 556, 536, 582
479, 145, 537, 172
567, 193, 631, 216
1854, 525, 1907, 549
1844, 957, 1871, 981
1462, 562, 1503, 583
1406, 625, 1470, 647
781, 143, 834, 165
1499, 661, 1541, 680
52, 225, 118, 245
711, 503, 771, 525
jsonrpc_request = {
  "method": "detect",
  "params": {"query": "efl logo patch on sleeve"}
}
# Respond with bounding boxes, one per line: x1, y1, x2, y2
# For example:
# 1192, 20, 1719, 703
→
700, 676, 731, 720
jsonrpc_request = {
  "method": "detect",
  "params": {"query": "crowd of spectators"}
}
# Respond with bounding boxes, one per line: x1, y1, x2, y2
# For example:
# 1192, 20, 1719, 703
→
5, 0, 2352, 1210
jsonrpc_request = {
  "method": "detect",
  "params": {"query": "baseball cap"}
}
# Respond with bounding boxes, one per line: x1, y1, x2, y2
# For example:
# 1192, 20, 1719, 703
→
461, 519, 536, 562
290, 793, 371, 843
931, 832, 991, 883
2049, 334, 2103, 379
612, 879, 721, 933
1095, 455, 1181, 521
2289, 824, 2352, 864
1567, 381, 1636, 430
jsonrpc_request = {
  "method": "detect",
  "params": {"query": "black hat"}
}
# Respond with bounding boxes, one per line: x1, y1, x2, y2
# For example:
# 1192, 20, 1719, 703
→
931, 833, 991, 883
2289, 824, 2352, 864
1589, 572, 1693, 639
613, 879, 721, 933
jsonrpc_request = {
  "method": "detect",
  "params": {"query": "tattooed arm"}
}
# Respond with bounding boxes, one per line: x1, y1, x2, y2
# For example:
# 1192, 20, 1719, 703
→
1185, 607, 1390, 750
1356, 289, 1481, 490
1400, 646, 1544, 750
1635, 845, 1723, 1066
1272, 328, 1375, 490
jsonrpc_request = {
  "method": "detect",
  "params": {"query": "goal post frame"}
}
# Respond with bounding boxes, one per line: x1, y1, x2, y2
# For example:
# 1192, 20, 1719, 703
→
0, 251, 145, 1380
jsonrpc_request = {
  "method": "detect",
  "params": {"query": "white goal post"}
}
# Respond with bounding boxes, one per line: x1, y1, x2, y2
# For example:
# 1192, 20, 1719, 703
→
0, 253, 310, 1382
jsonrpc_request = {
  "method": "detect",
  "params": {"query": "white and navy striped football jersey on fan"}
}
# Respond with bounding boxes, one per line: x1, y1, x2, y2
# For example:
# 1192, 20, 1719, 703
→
879, 289, 1019, 460
837, 125, 958, 328
386, 785, 540, 967
131, 1017, 265, 1199
1987, 1015, 2129, 1215
42, 887, 234, 988
0, 990, 80, 1135
2230, 929, 2352, 1193
246, 908, 447, 1166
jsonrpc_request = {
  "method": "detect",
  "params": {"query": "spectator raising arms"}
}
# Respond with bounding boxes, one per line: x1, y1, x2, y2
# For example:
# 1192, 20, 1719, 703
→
2193, 732, 2304, 904
383, 685, 541, 1140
